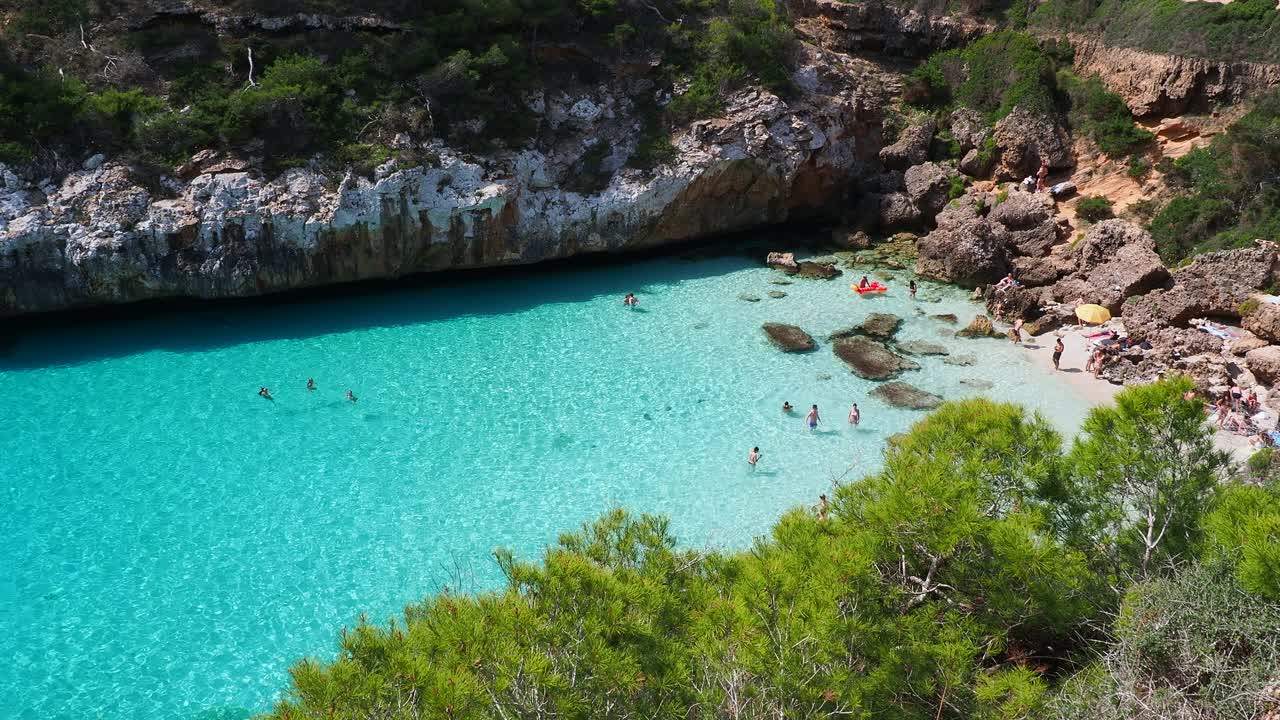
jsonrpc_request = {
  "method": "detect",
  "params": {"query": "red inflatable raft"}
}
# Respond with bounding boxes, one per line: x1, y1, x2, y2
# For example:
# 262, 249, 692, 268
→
852, 282, 888, 295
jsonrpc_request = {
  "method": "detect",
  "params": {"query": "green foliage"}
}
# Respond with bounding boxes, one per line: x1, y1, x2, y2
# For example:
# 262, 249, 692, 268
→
1148, 90, 1280, 263
1048, 562, 1280, 719
1066, 377, 1230, 581
0, 59, 87, 163
1241, 297, 1263, 317
1033, 0, 1280, 64
1126, 156, 1150, 180
1058, 72, 1153, 158
1075, 195, 1114, 223
1203, 484, 1280, 601
906, 32, 1057, 121
948, 175, 969, 200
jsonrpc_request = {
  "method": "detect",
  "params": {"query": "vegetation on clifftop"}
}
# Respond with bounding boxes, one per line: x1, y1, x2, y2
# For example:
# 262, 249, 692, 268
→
0, 0, 794, 170
265, 379, 1280, 720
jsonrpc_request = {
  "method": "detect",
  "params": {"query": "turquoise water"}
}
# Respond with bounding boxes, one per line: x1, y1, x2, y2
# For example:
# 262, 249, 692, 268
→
0, 253, 1091, 719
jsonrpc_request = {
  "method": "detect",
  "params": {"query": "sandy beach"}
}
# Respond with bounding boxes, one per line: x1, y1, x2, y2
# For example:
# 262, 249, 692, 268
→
1013, 323, 1256, 461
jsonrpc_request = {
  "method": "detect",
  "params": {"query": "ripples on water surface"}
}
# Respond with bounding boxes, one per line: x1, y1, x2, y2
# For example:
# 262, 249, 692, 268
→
0, 253, 1090, 718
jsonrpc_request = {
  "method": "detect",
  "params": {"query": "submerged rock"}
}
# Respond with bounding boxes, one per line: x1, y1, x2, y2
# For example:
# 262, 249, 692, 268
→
931, 313, 959, 324
859, 312, 903, 339
768, 290, 787, 299
833, 337, 920, 380
871, 381, 943, 410
897, 340, 949, 356
944, 354, 977, 366
762, 323, 816, 352
960, 377, 994, 389
795, 261, 842, 280
739, 292, 762, 302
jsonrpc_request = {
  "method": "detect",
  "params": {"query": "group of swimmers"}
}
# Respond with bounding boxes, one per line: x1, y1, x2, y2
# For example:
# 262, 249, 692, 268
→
259, 380, 357, 403
749, 402, 863, 469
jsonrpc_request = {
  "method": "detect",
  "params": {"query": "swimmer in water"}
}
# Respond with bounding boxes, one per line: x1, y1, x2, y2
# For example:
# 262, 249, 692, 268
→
346, 390, 357, 403
258, 387, 273, 401
805, 404, 820, 431
307, 378, 316, 391
848, 403, 860, 427
909, 280, 917, 299
748, 447, 761, 469
623, 293, 638, 307
783, 401, 794, 413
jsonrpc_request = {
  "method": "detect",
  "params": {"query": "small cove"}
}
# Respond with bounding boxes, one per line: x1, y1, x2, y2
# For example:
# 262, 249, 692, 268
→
0, 251, 1092, 719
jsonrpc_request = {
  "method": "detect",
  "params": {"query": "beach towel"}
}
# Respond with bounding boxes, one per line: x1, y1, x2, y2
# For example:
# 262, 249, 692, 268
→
1269, 431, 1280, 446
1084, 330, 1114, 340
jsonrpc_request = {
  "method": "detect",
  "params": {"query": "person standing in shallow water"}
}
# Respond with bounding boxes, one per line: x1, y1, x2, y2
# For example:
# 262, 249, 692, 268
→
346, 390, 357, 403
848, 403, 860, 427
909, 280, 917, 299
623, 293, 638, 308
306, 378, 316, 391
805, 404, 821, 431
1052, 337, 1064, 370
748, 447, 761, 469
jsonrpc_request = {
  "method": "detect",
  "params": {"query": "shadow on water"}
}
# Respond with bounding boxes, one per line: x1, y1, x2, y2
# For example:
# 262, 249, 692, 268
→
0, 229, 832, 372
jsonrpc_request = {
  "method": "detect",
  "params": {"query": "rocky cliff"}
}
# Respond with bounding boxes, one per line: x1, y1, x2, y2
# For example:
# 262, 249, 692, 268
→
1070, 37, 1280, 117
0, 42, 887, 317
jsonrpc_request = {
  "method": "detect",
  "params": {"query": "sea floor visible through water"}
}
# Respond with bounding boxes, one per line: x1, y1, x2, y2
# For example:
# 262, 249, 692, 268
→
1, 251, 1092, 719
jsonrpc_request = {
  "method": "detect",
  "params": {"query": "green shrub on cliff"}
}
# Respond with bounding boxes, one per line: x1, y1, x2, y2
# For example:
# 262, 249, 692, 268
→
1058, 72, 1153, 159
1149, 89, 1280, 263
1075, 195, 1114, 223
905, 31, 1057, 121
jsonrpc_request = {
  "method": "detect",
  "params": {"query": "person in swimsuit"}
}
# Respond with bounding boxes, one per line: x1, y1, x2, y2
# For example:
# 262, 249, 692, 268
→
748, 447, 761, 469
816, 494, 829, 523
258, 387, 273, 401
1216, 397, 1230, 426
307, 378, 316, 391
623, 293, 638, 308
1052, 337, 1064, 370
805, 404, 820, 431
909, 280, 917, 299
848, 403, 860, 427
1036, 161, 1049, 192
782, 401, 794, 413
346, 390, 357, 403
859, 276, 870, 290
1010, 318, 1024, 344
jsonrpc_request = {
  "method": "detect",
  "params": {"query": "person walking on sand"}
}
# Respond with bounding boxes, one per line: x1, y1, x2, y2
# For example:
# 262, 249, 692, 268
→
1052, 336, 1064, 370
909, 280, 917, 299
748, 447, 761, 469
805, 404, 821, 431
1092, 349, 1106, 379
848, 403, 860, 427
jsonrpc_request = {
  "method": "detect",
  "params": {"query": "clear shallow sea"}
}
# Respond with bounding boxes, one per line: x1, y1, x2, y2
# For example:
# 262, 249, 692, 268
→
0, 253, 1090, 719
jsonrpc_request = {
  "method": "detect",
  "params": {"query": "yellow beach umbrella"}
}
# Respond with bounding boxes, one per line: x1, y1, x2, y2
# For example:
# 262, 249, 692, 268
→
1075, 304, 1111, 324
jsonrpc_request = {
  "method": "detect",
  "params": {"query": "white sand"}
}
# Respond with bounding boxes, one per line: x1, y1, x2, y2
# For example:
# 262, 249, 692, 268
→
1013, 324, 1256, 462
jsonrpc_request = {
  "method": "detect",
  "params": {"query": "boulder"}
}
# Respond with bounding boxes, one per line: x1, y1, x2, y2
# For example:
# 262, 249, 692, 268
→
762, 323, 816, 352
879, 117, 936, 170
992, 106, 1072, 179
904, 162, 954, 223
1013, 254, 1067, 287
873, 192, 922, 230
766, 252, 797, 271
916, 194, 1011, 287
833, 337, 921, 380
989, 286, 1044, 322
796, 261, 842, 279
831, 229, 872, 250
956, 314, 1001, 339
858, 312, 903, 339
897, 339, 949, 356
1125, 248, 1279, 341
871, 381, 944, 410
1246, 345, 1280, 386
958, 148, 993, 178
989, 189, 1053, 231
949, 108, 990, 153
1231, 336, 1271, 356
1244, 303, 1280, 343
1051, 221, 1168, 313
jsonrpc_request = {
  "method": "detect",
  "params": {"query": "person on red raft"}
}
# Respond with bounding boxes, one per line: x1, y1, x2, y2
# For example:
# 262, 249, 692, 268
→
859, 276, 870, 290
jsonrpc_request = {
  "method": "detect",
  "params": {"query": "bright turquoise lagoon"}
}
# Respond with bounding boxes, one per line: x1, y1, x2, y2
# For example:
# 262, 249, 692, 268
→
0, 253, 1091, 719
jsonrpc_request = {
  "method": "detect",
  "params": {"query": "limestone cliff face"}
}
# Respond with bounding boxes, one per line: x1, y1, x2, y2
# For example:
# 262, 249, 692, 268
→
0, 45, 887, 317
1071, 38, 1280, 117
791, 0, 992, 58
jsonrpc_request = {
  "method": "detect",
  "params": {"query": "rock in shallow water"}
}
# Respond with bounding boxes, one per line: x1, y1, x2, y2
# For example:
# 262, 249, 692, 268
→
762, 323, 816, 353
739, 292, 762, 302
830, 313, 902, 341
897, 340, 949, 356
768, 290, 787, 299
960, 377, 994, 389
956, 315, 1001, 339
943, 354, 977, 366
871, 382, 943, 410
832, 337, 920, 380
